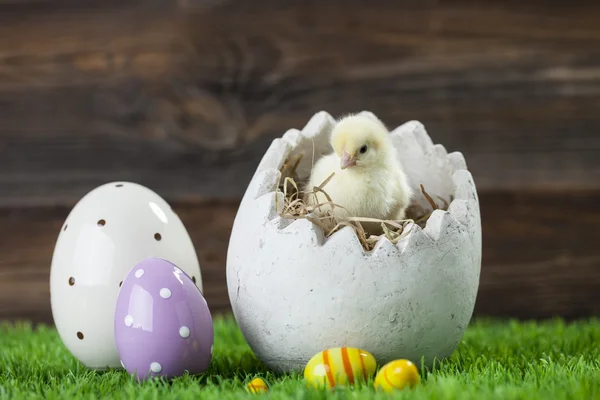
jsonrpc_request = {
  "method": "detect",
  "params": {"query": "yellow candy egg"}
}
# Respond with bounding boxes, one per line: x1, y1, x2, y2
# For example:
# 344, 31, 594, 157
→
304, 347, 377, 389
247, 378, 268, 394
374, 359, 420, 392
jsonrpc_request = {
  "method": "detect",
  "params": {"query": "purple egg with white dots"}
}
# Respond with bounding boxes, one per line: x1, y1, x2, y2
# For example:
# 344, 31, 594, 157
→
114, 257, 213, 381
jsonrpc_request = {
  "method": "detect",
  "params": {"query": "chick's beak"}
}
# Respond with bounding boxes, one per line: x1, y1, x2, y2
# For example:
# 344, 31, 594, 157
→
340, 151, 357, 169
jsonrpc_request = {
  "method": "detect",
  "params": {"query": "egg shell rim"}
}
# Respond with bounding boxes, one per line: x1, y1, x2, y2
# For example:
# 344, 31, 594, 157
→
243, 111, 480, 258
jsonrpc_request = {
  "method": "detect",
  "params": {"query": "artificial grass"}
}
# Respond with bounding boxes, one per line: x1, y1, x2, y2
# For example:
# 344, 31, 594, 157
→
0, 316, 599, 399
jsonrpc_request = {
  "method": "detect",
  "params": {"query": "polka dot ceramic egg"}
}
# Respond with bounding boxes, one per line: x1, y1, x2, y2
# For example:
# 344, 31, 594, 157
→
304, 347, 377, 389
374, 359, 420, 392
114, 257, 213, 381
50, 182, 203, 369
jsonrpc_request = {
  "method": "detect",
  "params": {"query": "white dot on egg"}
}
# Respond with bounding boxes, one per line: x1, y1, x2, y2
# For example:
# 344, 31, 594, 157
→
135, 269, 144, 278
124, 315, 133, 327
159, 288, 171, 299
179, 326, 190, 338
150, 362, 162, 373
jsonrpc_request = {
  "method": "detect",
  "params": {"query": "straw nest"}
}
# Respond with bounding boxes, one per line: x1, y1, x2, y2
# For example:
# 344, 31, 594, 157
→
276, 153, 451, 251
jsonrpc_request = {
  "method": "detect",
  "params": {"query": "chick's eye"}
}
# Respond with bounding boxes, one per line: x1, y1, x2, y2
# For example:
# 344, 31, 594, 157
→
359, 145, 368, 154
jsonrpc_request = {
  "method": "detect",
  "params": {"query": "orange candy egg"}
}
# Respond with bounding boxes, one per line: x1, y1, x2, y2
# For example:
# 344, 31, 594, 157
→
247, 377, 268, 394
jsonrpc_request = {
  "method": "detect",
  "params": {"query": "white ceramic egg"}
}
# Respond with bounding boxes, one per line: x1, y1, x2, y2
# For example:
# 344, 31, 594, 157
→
226, 111, 481, 372
50, 182, 203, 370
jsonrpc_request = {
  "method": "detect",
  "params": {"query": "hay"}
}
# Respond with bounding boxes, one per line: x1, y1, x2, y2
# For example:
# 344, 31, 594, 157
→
275, 153, 450, 251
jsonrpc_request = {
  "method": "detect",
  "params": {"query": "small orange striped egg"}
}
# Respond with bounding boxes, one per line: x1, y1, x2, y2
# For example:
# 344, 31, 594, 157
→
247, 377, 268, 394
374, 359, 420, 392
304, 347, 377, 389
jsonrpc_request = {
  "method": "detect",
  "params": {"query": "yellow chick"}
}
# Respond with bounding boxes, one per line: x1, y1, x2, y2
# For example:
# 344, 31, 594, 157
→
304, 113, 413, 234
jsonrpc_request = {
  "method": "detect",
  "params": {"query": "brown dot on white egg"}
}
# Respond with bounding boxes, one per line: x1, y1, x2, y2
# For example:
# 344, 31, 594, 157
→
116, 184, 124, 188
154, 233, 162, 241
97, 219, 106, 227
68, 277, 75, 286
63, 224, 68, 232
119, 281, 123, 287
192, 276, 196, 284
77, 332, 84, 340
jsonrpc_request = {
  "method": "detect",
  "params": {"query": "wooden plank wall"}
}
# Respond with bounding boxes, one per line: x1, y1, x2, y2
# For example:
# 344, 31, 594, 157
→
0, 0, 599, 324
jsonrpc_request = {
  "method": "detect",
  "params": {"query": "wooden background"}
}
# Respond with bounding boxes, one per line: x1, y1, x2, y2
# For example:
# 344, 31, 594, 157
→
0, 0, 599, 324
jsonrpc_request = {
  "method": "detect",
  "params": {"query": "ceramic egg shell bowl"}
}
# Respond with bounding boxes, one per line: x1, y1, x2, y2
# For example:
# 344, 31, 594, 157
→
226, 111, 482, 372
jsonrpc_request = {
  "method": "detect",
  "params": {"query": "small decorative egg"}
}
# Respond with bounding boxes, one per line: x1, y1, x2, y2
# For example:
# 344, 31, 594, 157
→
374, 359, 420, 392
50, 181, 203, 369
247, 378, 269, 394
114, 257, 213, 381
304, 347, 377, 389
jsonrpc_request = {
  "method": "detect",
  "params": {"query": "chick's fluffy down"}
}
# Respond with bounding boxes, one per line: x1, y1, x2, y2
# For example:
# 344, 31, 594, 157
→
304, 114, 413, 234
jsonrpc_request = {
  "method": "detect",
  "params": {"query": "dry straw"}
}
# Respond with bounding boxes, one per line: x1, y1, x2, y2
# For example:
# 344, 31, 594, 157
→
275, 153, 450, 251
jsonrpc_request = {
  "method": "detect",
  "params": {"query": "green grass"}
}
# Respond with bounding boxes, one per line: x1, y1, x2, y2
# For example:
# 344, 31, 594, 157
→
0, 316, 599, 399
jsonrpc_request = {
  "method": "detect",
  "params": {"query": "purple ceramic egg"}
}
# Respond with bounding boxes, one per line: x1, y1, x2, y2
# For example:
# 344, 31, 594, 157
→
114, 257, 213, 380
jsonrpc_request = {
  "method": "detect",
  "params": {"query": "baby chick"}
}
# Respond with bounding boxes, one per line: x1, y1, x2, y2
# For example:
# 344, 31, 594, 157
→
304, 113, 413, 234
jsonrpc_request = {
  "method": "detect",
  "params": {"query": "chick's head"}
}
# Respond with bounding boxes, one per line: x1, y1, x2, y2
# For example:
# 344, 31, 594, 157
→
330, 114, 393, 170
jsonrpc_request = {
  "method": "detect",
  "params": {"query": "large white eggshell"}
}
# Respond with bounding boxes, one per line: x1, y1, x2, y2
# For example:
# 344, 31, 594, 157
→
50, 182, 203, 370
226, 111, 482, 372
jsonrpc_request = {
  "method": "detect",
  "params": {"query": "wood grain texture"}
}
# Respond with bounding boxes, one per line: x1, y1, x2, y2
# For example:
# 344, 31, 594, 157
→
1, 0, 599, 207
0, 190, 598, 324
477, 189, 600, 319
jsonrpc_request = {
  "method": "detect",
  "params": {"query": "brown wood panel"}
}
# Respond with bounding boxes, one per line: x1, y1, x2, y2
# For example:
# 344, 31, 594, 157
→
1, 1, 600, 207
476, 189, 600, 319
0, 189, 598, 324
